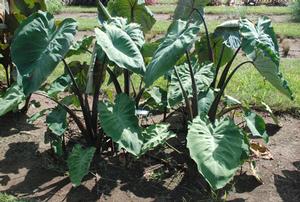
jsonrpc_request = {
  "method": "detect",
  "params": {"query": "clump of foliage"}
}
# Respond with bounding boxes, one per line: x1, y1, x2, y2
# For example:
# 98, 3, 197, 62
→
144, 0, 293, 190
0, 0, 47, 113
291, 0, 300, 22
2, 0, 174, 187
0, 0, 294, 193
46, 0, 64, 14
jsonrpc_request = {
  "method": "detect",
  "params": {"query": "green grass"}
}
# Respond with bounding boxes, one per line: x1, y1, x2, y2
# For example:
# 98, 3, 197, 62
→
153, 57, 300, 110
205, 6, 292, 15
148, 4, 176, 14
147, 5, 292, 15
226, 57, 300, 110
157, 0, 177, 4
44, 51, 300, 111
58, 17, 300, 38
63, 5, 292, 16
0, 193, 30, 202
2, 51, 298, 111
63, 6, 97, 13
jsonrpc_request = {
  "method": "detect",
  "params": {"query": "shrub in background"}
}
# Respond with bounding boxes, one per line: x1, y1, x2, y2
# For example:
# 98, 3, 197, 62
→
46, 0, 63, 14
291, 0, 300, 22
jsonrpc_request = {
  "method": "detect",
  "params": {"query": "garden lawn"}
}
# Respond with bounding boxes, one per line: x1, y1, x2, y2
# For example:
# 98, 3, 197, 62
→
0, 193, 29, 202
63, 5, 291, 15
68, 18, 300, 38
34, 54, 300, 111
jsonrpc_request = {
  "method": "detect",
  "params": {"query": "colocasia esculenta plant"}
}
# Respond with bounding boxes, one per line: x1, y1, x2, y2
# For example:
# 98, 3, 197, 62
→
0, 0, 294, 190
143, 0, 293, 189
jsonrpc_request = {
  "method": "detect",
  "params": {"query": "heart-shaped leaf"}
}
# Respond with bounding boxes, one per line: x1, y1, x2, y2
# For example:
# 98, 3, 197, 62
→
95, 25, 145, 75
67, 145, 96, 187
174, 0, 209, 21
187, 116, 247, 190
0, 83, 25, 116
240, 17, 293, 100
140, 124, 175, 155
144, 20, 200, 86
99, 94, 174, 156
11, 11, 77, 96
108, 0, 156, 32
46, 105, 68, 136
168, 62, 214, 106
108, 17, 145, 49
243, 109, 269, 143
98, 93, 143, 156
214, 20, 241, 50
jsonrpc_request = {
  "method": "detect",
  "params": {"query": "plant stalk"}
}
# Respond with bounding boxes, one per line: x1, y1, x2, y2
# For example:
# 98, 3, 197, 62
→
124, 69, 130, 95
91, 58, 106, 135
63, 59, 95, 140
4, 65, 10, 87
107, 67, 122, 94
217, 46, 241, 89
208, 61, 254, 122
33, 92, 89, 141
174, 67, 193, 121
186, 51, 198, 118
211, 44, 225, 88
135, 87, 145, 108
191, 8, 214, 62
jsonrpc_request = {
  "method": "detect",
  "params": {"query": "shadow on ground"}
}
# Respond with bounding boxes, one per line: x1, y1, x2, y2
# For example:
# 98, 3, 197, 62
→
0, 113, 38, 137
274, 161, 300, 202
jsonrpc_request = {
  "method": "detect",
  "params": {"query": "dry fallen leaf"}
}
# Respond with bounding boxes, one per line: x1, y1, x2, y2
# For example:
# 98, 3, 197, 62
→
250, 140, 273, 160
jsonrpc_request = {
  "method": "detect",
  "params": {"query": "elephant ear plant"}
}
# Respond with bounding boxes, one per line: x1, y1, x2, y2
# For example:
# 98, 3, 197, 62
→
6, 1, 174, 186
144, 0, 293, 190
0, 0, 47, 115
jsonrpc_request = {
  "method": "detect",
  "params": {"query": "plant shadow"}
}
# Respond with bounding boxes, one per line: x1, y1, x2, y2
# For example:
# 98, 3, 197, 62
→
0, 112, 38, 137
274, 161, 300, 202
0, 140, 214, 201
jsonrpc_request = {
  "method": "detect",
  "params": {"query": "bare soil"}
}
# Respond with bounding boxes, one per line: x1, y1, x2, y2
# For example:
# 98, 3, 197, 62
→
0, 96, 299, 202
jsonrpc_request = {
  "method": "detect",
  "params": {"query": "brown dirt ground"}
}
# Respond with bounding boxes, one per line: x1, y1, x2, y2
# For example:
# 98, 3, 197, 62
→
0, 95, 299, 201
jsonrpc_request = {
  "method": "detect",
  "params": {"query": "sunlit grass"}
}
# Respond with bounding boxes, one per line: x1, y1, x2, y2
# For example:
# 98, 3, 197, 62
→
43, 51, 300, 111
57, 17, 300, 38
63, 4, 292, 16
0, 193, 30, 202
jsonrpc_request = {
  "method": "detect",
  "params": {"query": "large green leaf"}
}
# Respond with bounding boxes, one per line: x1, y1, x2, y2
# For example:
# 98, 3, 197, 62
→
197, 88, 215, 117
107, 0, 156, 32
98, 93, 143, 156
141, 38, 163, 58
67, 145, 96, 187
187, 116, 246, 190
168, 62, 214, 107
46, 74, 71, 98
0, 83, 25, 116
46, 105, 68, 136
196, 34, 234, 67
99, 94, 174, 156
140, 124, 175, 156
143, 86, 168, 110
11, 11, 77, 96
214, 20, 241, 50
244, 109, 269, 143
108, 17, 145, 49
174, 0, 209, 21
95, 25, 145, 75
144, 20, 200, 86
66, 36, 94, 58
240, 17, 293, 100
